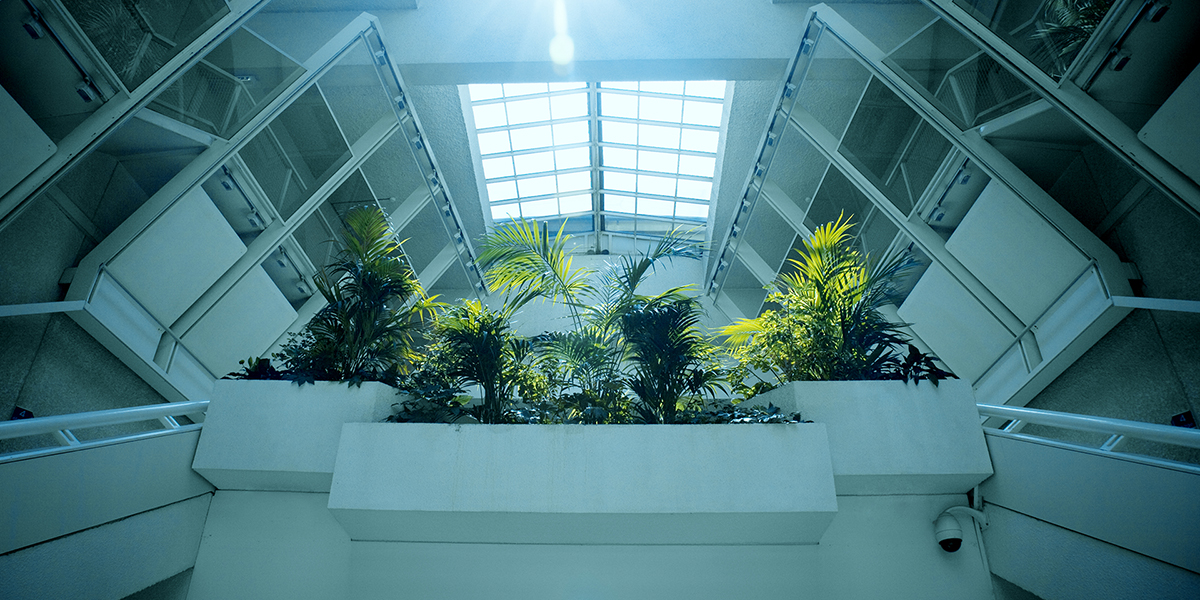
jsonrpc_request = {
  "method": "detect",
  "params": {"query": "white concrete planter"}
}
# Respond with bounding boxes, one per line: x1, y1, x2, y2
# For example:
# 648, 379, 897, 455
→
192, 380, 397, 492
753, 379, 993, 495
328, 423, 839, 546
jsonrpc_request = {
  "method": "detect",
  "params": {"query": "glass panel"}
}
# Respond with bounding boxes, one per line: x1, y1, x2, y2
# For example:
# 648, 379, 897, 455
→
952, 0, 1118, 80
324, 170, 376, 220
468, 83, 503, 101
492, 203, 520, 220
319, 39, 394, 146
765, 124, 832, 219
468, 81, 725, 232
239, 85, 352, 221
151, 28, 303, 139
514, 152, 556, 176
559, 194, 592, 213
555, 147, 590, 170
839, 79, 952, 216
61, 0, 230, 90
685, 80, 727, 99
675, 202, 709, 220
806, 167, 873, 233
604, 171, 636, 192
359, 133, 429, 217
885, 19, 1037, 128
798, 35, 873, 141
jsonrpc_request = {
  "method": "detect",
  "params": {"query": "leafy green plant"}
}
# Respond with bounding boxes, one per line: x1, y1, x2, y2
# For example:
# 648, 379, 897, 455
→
278, 206, 435, 385
677, 402, 804, 424
722, 216, 951, 394
430, 299, 533, 424
623, 297, 726, 424
223, 356, 287, 380
473, 219, 709, 423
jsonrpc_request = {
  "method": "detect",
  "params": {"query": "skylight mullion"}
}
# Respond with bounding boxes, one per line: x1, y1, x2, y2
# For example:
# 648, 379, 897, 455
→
485, 165, 594, 185
598, 141, 718, 159
598, 115, 721, 132
475, 116, 590, 134
600, 166, 717, 184
598, 188, 708, 204
483, 141, 592, 159
470, 89, 592, 107
599, 89, 725, 103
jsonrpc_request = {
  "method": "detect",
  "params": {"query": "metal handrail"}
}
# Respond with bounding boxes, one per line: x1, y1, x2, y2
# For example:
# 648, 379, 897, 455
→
0, 400, 209, 441
978, 402, 1200, 450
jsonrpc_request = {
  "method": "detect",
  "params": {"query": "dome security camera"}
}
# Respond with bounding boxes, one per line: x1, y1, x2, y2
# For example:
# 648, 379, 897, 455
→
934, 506, 987, 553
934, 513, 963, 552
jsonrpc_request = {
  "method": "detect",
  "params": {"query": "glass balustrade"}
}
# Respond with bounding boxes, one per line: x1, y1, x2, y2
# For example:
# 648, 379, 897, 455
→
151, 27, 304, 139
58, 0, 230, 91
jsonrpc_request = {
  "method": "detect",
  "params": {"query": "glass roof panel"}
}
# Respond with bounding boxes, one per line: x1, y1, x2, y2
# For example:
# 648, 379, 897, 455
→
468, 81, 728, 236
521, 197, 558, 217
513, 151, 556, 176
555, 147, 590, 170
605, 194, 635, 213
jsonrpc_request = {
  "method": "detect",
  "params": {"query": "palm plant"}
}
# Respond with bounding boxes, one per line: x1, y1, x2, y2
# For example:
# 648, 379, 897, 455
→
722, 215, 913, 389
476, 220, 708, 422
622, 296, 726, 424
279, 206, 433, 384
432, 299, 529, 424
477, 219, 595, 328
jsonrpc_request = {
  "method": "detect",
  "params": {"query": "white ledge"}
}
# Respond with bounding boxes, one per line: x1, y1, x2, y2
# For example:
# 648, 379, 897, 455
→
328, 423, 838, 545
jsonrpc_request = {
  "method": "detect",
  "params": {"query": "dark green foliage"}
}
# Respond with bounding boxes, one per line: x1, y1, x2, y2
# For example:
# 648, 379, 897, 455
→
428, 299, 532, 424
677, 402, 804, 424
277, 207, 433, 385
622, 297, 726, 424
892, 343, 956, 386
224, 356, 287, 380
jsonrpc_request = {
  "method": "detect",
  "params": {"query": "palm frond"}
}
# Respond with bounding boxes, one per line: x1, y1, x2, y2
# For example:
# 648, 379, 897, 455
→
478, 219, 595, 316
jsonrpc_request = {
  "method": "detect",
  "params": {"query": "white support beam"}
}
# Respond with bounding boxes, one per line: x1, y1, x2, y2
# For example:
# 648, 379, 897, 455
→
1111, 296, 1200, 314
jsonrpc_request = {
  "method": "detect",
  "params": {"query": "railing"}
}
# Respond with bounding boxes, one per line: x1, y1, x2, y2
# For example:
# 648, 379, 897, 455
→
978, 402, 1200, 472
0, 401, 209, 464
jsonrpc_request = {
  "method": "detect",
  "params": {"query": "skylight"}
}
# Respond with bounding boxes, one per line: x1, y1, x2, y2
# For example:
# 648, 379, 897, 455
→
467, 81, 728, 239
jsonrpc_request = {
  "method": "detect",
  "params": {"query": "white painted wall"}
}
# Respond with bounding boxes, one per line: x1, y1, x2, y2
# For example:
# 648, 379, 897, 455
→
187, 490, 994, 600
191, 380, 398, 492
0, 494, 210, 600
186, 491, 351, 600
328, 423, 837, 545
0, 431, 214, 555
254, 1, 816, 85
755, 380, 994, 495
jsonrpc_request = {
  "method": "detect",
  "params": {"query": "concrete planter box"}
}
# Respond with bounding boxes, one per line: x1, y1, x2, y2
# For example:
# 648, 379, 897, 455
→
328, 423, 838, 546
754, 379, 993, 495
192, 380, 397, 492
